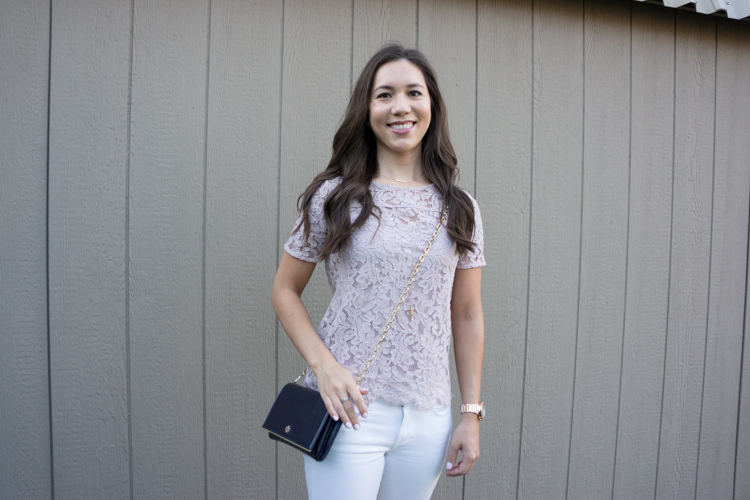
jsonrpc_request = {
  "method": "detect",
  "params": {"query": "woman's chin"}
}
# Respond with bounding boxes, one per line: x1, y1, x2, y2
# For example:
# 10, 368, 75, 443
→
379, 140, 422, 156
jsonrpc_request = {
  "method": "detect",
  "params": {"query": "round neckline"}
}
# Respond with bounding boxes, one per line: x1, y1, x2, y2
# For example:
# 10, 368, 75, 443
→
370, 180, 434, 191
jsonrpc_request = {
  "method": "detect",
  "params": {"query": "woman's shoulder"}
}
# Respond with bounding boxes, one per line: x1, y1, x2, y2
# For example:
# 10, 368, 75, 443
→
320, 176, 343, 192
455, 188, 481, 214
459, 188, 479, 204
308, 176, 343, 206
313, 176, 343, 200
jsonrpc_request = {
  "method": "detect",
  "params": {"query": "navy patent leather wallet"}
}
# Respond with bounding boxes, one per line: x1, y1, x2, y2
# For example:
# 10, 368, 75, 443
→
263, 382, 342, 462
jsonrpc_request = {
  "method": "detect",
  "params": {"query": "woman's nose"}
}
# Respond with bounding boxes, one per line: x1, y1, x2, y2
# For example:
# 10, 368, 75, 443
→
392, 93, 410, 114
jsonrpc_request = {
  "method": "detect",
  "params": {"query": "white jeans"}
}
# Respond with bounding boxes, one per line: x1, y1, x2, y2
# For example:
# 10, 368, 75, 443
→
304, 401, 452, 500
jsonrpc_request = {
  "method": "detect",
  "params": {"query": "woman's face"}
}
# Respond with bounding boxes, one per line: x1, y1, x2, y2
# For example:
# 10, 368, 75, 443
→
368, 59, 431, 158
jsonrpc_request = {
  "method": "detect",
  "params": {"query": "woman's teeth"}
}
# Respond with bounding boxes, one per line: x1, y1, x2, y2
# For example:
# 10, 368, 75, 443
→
389, 122, 413, 129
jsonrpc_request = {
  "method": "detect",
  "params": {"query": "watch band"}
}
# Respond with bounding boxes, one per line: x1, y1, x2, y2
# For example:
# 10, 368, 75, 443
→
460, 402, 484, 421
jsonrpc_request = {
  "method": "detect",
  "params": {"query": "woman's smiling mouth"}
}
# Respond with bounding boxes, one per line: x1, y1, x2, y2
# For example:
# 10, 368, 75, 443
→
388, 121, 416, 134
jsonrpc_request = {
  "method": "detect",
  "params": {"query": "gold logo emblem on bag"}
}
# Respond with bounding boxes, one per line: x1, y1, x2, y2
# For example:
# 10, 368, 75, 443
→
285, 425, 291, 433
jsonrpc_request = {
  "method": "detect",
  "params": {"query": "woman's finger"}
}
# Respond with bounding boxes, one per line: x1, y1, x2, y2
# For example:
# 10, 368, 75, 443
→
446, 456, 476, 476
445, 441, 460, 474
340, 399, 360, 429
331, 397, 354, 429
446, 459, 466, 476
352, 388, 369, 418
321, 395, 339, 421
446, 448, 479, 476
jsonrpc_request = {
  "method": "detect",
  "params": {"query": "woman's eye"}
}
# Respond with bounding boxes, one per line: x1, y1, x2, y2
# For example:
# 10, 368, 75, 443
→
376, 92, 391, 99
409, 90, 422, 97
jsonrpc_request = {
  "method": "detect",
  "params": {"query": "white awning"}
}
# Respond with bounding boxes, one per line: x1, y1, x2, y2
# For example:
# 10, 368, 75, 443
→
636, 0, 750, 19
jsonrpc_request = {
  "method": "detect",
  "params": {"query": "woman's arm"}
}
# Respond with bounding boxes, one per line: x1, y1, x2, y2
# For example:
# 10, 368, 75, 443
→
271, 251, 368, 429
445, 266, 484, 477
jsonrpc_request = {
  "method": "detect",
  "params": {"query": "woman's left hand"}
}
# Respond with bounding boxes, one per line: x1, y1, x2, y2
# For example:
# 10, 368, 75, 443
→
445, 414, 480, 477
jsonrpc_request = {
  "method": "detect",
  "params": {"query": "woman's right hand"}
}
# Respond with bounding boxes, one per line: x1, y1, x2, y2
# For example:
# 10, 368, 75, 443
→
312, 359, 369, 430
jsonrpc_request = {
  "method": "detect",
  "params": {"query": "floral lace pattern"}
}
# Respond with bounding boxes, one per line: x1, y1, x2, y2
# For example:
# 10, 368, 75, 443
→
284, 178, 485, 410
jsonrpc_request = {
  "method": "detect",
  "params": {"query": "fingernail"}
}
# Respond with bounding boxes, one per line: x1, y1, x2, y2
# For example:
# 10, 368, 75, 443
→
362, 412, 368, 418
332, 414, 339, 421
345, 422, 352, 429
354, 423, 361, 430
446, 462, 453, 470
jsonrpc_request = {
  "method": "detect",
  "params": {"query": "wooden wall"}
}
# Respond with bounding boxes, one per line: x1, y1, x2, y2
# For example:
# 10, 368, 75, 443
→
1, 0, 749, 498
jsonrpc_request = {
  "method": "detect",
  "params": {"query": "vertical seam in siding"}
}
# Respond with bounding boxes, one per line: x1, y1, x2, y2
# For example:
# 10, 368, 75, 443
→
695, 19, 719, 500
654, 13, 678, 499
415, 0, 419, 50
466, 1, 479, 492
349, 0, 354, 91
565, 2, 586, 497
275, 1, 287, 497
201, 1, 213, 498
516, 1, 535, 498
125, 0, 136, 497
611, 4, 633, 498
46, 0, 55, 497
472, 0, 478, 200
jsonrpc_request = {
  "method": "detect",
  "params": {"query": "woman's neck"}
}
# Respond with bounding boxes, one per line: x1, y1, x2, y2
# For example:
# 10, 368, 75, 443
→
375, 148, 428, 186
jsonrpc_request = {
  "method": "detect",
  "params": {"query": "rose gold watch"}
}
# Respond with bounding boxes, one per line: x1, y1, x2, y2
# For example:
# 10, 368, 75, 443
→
460, 402, 485, 421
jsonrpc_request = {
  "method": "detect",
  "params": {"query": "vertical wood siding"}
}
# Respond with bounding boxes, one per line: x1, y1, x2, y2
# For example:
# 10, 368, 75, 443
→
204, 1, 283, 497
655, 11, 715, 500
614, 6, 675, 498
518, 0, 584, 498
568, 1, 631, 498
128, 0, 209, 496
0, 1, 51, 499
47, 0, 132, 497
1, 0, 749, 498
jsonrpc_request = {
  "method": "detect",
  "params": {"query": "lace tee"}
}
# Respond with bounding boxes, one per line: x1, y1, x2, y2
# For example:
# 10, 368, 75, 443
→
284, 178, 485, 410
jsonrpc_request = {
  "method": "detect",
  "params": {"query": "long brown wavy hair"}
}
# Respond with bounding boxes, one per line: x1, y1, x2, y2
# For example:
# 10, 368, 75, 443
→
296, 44, 476, 260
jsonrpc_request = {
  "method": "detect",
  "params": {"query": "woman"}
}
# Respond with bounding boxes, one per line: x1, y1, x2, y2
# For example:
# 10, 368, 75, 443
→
271, 44, 485, 500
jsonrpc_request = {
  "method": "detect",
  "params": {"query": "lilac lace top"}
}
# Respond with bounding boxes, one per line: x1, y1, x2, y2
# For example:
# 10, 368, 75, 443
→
284, 178, 485, 410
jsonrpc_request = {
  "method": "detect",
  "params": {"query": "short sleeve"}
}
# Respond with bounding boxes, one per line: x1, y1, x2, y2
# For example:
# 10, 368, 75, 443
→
283, 178, 340, 263
457, 194, 486, 269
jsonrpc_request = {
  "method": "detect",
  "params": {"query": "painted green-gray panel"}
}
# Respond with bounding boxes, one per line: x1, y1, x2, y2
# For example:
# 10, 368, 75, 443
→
276, 1, 352, 497
517, 0, 584, 498
47, 0, 132, 497
128, 0, 209, 497
0, 1, 51, 498
567, 1, 631, 498
655, 11, 716, 500
695, 18, 750, 500
467, 1, 533, 498
204, 0, 283, 498
613, 4, 675, 499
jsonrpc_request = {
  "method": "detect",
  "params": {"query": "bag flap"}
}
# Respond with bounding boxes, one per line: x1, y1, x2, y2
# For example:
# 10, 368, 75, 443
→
262, 383, 330, 452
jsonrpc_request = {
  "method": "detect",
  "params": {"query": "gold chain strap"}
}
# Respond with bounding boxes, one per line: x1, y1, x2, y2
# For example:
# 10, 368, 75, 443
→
355, 207, 448, 386
293, 206, 449, 387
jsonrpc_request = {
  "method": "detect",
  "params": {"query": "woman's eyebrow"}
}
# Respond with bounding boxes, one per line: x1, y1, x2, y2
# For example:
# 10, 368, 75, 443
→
372, 83, 425, 93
